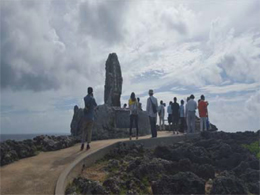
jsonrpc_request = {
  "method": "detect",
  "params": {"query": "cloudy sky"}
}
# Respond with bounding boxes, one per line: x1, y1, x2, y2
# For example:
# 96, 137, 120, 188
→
1, 0, 260, 134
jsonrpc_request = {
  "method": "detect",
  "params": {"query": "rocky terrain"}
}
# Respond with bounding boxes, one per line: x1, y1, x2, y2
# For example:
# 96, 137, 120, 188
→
66, 131, 259, 195
0, 135, 80, 166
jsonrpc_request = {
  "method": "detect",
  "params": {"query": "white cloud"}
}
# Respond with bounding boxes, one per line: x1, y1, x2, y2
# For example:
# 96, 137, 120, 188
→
1, 0, 260, 133
201, 83, 260, 94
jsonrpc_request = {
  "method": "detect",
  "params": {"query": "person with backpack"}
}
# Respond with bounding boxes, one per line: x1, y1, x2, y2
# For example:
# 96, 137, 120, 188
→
171, 97, 180, 134
80, 87, 97, 151
146, 89, 158, 138
158, 100, 165, 131
198, 95, 208, 131
128, 92, 139, 140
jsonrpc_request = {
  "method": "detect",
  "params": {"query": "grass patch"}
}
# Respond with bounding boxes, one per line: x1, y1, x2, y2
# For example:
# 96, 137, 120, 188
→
81, 160, 109, 183
242, 141, 260, 159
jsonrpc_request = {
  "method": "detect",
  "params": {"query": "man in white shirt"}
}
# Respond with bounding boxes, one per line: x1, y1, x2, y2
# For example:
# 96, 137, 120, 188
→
158, 100, 165, 131
146, 89, 158, 138
186, 94, 197, 133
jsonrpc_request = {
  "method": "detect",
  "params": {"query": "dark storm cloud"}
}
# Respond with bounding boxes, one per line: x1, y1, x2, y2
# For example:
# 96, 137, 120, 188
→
1, 61, 60, 91
0, 1, 60, 91
78, 0, 128, 43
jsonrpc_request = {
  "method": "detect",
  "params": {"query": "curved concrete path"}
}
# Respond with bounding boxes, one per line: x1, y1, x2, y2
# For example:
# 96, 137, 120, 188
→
0, 131, 174, 195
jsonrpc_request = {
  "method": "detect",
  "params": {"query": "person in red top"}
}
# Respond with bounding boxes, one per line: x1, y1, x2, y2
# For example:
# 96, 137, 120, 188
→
198, 95, 208, 131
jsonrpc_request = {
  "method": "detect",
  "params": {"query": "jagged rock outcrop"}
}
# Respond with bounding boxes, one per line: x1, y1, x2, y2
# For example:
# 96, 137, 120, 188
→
67, 131, 259, 195
70, 104, 150, 140
0, 135, 80, 166
104, 53, 123, 107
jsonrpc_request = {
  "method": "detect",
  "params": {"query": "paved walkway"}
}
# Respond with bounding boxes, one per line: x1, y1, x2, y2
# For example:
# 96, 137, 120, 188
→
0, 131, 174, 195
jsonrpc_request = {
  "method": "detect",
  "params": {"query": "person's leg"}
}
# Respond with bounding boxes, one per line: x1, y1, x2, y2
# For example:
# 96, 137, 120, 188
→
130, 115, 134, 139
169, 114, 172, 131
149, 116, 154, 137
159, 117, 162, 131
153, 117, 157, 137
186, 116, 189, 133
80, 120, 87, 150
187, 112, 191, 133
180, 117, 184, 133
172, 115, 174, 132
183, 117, 186, 132
162, 117, 165, 130
86, 121, 94, 149
200, 117, 203, 131
176, 117, 179, 134
203, 117, 207, 131
172, 117, 175, 134
191, 112, 195, 133
135, 115, 139, 139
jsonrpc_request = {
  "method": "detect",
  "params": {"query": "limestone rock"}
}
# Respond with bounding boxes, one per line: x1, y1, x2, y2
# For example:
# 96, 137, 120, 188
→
152, 172, 205, 194
66, 177, 108, 195
70, 104, 150, 140
104, 53, 123, 107
210, 171, 248, 194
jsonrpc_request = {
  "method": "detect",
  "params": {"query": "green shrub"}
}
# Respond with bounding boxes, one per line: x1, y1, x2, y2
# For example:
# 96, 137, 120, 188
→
242, 141, 260, 159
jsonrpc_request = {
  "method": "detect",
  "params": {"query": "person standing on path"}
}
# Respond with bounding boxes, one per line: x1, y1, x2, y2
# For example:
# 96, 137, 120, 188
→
179, 100, 185, 133
167, 101, 173, 131
137, 97, 143, 111
158, 100, 165, 131
146, 89, 158, 138
128, 92, 139, 140
186, 94, 197, 133
171, 97, 180, 134
80, 87, 97, 151
198, 95, 208, 132
185, 97, 190, 133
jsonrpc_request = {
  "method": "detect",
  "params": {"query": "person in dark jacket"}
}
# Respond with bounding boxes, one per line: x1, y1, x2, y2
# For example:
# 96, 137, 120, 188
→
171, 97, 180, 134
80, 87, 97, 151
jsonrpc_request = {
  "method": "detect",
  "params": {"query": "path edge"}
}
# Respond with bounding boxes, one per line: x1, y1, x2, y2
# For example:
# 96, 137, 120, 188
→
55, 133, 200, 195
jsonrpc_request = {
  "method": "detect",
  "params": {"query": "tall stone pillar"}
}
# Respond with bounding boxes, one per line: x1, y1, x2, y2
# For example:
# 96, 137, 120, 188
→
104, 53, 123, 107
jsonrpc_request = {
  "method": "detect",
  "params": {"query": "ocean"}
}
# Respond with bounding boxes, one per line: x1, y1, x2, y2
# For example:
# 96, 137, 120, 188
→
0, 133, 70, 142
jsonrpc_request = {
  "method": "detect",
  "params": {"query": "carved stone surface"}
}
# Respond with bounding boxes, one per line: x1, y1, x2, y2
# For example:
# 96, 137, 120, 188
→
104, 53, 123, 107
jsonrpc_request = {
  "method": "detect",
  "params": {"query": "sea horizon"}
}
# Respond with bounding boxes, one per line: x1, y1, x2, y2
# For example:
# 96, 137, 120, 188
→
1, 129, 259, 143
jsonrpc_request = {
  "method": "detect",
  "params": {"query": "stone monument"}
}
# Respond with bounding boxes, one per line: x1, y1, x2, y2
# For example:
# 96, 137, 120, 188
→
70, 53, 150, 140
104, 53, 123, 107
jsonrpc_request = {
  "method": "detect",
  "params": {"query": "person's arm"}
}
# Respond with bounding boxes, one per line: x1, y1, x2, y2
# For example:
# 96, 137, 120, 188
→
155, 99, 159, 111
128, 100, 131, 109
93, 98, 97, 107
146, 98, 150, 112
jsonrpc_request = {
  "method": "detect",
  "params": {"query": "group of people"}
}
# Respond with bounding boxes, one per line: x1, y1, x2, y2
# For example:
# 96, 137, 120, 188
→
127, 89, 210, 139
80, 87, 209, 151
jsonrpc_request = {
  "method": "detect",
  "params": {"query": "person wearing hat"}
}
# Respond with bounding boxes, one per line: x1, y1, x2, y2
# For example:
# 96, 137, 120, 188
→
146, 89, 158, 138
80, 87, 97, 151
